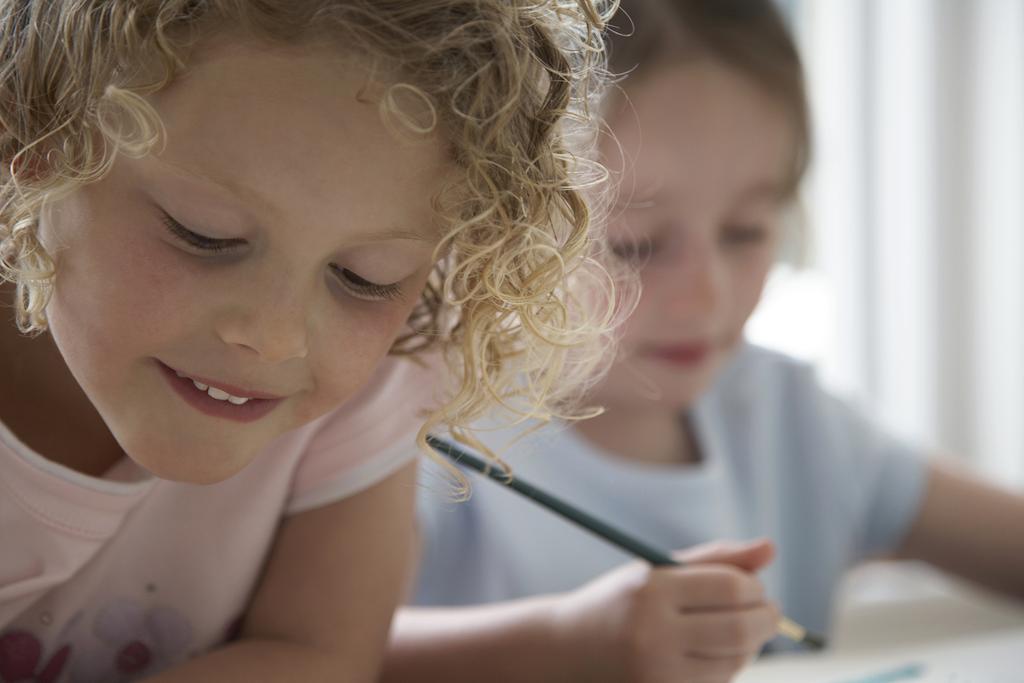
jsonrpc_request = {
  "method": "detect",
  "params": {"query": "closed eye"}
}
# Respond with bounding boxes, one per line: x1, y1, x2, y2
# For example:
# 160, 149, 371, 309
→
330, 265, 404, 302
609, 235, 658, 263
721, 225, 768, 246
161, 211, 245, 253
161, 210, 405, 302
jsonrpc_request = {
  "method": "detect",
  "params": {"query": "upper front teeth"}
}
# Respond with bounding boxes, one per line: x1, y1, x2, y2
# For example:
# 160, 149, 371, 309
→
175, 371, 251, 405
197, 381, 251, 404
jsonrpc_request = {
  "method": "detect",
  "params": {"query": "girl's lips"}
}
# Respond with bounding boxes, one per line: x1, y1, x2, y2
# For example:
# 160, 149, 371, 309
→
172, 368, 285, 401
647, 342, 712, 367
156, 361, 284, 423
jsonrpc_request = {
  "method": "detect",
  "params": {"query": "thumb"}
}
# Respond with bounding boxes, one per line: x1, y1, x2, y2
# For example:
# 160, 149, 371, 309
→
672, 538, 776, 573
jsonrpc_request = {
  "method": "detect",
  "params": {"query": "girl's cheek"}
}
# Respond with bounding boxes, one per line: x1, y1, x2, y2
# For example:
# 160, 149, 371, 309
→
624, 289, 662, 340
733, 260, 773, 326
313, 295, 421, 379
110, 238, 203, 325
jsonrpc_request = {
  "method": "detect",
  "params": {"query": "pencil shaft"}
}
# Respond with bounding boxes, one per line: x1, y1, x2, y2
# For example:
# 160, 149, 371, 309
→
426, 436, 827, 650
431, 438, 677, 565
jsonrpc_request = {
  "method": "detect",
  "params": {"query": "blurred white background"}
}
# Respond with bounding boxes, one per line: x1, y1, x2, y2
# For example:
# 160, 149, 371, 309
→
749, 0, 1024, 487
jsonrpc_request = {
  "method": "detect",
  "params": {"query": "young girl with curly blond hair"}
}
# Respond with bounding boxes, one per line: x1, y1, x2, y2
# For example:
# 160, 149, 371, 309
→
0, 1, 619, 680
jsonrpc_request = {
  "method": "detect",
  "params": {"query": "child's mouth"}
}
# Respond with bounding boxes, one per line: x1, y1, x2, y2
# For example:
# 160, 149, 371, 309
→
647, 342, 713, 367
155, 360, 285, 423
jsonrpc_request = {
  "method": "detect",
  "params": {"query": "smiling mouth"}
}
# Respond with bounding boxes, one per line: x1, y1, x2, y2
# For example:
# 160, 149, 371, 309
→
647, 342, 713, 366
174, 371, 254, 405
156, 361, 285, 423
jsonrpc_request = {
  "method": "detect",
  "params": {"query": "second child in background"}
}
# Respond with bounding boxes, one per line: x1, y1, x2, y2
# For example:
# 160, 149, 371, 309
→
384, 0, 1024, 682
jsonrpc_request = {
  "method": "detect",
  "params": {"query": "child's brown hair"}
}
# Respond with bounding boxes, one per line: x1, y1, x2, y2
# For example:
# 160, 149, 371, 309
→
607, 0, 810, 193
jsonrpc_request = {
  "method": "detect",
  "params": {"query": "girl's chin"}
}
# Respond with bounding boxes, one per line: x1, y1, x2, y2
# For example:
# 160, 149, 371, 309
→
126, 441, 256, 484
655, 391, 704, 413
594, 382, 706, 414
655, 375, 718, 412
590, 357, 722, 412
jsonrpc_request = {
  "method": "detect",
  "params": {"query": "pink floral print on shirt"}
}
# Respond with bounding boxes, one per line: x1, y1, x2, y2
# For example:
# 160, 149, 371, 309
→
69, 597, 192, 683
0, 630, 70, 683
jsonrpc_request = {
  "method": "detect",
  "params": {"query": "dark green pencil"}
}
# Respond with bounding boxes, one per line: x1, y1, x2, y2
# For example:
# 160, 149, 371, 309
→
427, 435, 827, 651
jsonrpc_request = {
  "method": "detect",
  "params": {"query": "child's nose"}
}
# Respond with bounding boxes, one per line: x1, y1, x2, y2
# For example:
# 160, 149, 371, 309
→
662, 244, 724, 322
215, 286, 311, 364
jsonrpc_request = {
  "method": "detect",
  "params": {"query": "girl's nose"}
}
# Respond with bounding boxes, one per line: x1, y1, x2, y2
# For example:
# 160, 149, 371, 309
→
663, 240, 724, 321
215, 284, 310, 364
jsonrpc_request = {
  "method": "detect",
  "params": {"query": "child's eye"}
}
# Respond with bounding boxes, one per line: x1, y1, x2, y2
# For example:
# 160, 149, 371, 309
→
161, 211, 245, 254
721, 225, 768, 246
331, 265, 404, 302
609, 237, 658, 263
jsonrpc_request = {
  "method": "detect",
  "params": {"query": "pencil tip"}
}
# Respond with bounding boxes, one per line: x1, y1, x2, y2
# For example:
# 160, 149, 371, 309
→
802, 632, 827, 650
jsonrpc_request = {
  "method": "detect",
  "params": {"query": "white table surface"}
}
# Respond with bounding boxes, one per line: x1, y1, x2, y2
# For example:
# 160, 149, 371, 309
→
738, 564, 1024, 683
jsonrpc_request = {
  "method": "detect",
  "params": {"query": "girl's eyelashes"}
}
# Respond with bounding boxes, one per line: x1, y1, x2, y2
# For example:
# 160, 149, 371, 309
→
609, 237, 658, 262
161, 209, 404, 302
721, 225, 768, 246
330, 265, 404, 302
610, 225, 770, 262
161, 211, 244, 254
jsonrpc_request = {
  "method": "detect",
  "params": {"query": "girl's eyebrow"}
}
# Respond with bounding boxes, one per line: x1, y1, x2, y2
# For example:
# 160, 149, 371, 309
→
150, 158, 436, 244
155, 158, 272, 212
615, 175, 665, 210
735, 179, 787, 204
614, 191, 660, 211
620, 197, 658, 210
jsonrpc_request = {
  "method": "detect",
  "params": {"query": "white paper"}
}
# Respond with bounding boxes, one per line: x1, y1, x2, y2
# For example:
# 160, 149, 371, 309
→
737, 628, 1024, 683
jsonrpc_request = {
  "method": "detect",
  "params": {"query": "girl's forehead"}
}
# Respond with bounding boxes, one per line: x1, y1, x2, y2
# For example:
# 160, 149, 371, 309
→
606, 61, 794, 206
614, 60, 790, 144
145, 36, 450, 242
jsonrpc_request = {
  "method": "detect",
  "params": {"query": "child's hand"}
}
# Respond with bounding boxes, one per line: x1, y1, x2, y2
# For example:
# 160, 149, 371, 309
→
553, 539, 779, 683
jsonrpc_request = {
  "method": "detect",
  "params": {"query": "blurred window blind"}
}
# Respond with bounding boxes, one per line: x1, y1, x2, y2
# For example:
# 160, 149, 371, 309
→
748, 0, 1024, 484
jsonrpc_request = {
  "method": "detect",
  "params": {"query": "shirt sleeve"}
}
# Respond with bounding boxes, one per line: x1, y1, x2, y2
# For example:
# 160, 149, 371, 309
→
806, 376, 931, 560
851, 411, 930, 559
285, 355, 441, 515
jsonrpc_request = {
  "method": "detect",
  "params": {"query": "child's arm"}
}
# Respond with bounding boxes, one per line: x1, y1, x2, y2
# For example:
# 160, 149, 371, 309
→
144, 461, 417, 683
385, 597, 588, 682
894, 460, 1024, 599
383, 539, 780, 683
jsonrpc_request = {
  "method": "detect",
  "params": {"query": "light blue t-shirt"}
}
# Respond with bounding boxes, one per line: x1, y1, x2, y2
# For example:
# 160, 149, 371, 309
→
411, 344, 929, 642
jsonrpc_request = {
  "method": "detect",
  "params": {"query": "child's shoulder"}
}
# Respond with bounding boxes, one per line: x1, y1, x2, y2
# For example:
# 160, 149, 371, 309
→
286, 354, 442, 514
715, 342, 821, 402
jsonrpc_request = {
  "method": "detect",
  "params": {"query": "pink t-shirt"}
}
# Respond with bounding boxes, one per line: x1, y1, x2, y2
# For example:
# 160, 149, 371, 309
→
0, 356, 436, 683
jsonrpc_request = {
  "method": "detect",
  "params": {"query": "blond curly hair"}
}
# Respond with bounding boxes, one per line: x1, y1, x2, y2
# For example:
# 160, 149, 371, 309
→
0, 0, 623, 476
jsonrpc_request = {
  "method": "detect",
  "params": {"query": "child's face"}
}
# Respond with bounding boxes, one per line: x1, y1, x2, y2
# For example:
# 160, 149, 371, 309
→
38, 37, 448, 483
595, 59, 795, 414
